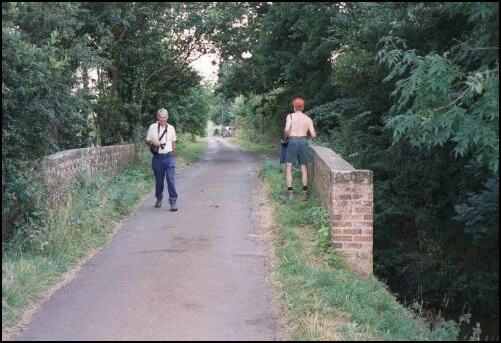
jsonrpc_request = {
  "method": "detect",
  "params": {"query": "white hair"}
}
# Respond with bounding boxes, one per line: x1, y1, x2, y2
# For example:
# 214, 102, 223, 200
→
157, 108, 168, 117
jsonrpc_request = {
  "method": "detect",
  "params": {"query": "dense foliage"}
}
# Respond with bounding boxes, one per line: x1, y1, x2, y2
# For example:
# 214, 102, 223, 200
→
2, 2, 214, 237
2, 1, 498, 338
212, 2, 499, 337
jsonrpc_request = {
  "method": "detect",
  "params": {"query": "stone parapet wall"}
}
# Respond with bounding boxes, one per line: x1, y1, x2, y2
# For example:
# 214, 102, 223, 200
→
43, 144, 136, 187
310, 145, 373, 276
2, 144, 137, 241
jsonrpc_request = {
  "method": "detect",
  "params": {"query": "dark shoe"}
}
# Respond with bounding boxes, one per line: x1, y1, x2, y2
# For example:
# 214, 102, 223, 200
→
170, 203, 178, 212
155, 199, 162, 208
302, 190, 310, 201
280, 190, 294, 201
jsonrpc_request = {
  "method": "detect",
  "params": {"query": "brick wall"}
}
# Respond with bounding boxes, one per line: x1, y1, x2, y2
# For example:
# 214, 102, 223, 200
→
43, 144, 136, 187
2, 144, 137, 241
310, 145, 373, 276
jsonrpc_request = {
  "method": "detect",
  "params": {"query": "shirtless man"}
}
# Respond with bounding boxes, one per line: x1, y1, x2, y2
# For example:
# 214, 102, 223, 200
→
283, 98, 317, 201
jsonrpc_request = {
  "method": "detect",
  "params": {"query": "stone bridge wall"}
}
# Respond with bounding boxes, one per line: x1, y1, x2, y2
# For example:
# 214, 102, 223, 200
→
42, 144, 136, 187
309, 145, 373, 276
2, 144, 137, 241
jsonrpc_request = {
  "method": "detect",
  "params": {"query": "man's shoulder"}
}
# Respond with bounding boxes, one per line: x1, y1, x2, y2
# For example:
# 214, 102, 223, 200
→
294, 112, 310, 119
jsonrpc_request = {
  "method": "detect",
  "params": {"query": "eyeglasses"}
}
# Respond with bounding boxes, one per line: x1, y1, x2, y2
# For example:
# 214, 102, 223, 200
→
158, 116, 167, 119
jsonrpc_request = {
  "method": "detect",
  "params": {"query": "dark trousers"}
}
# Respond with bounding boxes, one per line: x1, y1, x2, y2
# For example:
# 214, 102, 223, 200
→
152, 153, 178, 204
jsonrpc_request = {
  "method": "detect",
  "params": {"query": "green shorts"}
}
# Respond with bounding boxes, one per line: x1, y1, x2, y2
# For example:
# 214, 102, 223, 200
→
285, 138, 312, 165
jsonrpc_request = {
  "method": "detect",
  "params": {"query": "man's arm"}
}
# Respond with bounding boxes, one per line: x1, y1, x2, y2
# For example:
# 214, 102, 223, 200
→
145, 125, 153, 145
283, 115, 292, 138
146, 139, 160, 146
309, 119, 317, 141
171, 126, 177, 157
145, 124, 160, 146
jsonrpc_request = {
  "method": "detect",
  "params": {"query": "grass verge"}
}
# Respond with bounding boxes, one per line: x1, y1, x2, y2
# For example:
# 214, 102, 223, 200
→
2, 135, 207, 334
232, 136, 463, 340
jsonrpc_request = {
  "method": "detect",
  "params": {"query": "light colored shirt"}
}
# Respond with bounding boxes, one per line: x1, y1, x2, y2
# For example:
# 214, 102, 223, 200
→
146, 123, 177, 154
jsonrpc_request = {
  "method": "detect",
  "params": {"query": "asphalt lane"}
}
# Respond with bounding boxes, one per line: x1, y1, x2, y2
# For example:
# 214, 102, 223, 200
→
8, 136, 282, 341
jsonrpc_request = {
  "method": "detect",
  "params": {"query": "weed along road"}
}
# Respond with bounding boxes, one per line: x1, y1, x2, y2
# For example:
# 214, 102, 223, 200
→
8, 137, 283, 341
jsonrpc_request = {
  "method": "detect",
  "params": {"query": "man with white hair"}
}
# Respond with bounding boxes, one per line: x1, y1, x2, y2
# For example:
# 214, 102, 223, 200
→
146, 108, 178, 211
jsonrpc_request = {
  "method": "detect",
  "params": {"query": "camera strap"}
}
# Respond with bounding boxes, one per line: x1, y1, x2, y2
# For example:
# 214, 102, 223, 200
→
157, 124, 167, 142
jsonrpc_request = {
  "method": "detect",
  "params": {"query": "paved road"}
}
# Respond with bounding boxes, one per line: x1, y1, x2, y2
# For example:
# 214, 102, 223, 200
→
8, 137, 282, 341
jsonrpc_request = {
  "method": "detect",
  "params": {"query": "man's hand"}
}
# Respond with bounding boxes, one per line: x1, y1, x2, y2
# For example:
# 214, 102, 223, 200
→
147, 139, 161, 147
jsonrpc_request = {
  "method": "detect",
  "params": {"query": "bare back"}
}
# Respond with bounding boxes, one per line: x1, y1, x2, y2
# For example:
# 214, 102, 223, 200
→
284, 111, 316, 139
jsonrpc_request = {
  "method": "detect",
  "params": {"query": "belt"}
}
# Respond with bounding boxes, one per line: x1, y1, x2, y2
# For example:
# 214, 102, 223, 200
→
288, 136, 307, 139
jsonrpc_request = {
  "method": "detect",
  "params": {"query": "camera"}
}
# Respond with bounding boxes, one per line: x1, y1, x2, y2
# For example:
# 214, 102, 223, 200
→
160, 143, 166, 149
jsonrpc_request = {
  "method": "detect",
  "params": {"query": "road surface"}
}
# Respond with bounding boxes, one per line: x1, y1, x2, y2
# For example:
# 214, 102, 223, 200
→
7, 136, 283, 341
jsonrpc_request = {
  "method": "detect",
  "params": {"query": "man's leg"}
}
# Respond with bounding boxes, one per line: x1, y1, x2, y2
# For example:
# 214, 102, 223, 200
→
300, 164, 310, 201
286, 162, 293, 188
300, 164, 308, 187
280, 162, 292, 200
152, 156, 166, 207
165, 153, 178, 209
297, 141, 312, 201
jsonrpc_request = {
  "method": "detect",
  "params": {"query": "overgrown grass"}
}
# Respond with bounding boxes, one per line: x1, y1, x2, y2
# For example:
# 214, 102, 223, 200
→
256, 156, 462, 340
230, 131, 278, 153
2, 135, 207, 332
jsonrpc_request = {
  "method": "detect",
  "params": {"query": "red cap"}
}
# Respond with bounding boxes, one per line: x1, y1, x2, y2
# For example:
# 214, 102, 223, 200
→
292, 98, 304, 109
